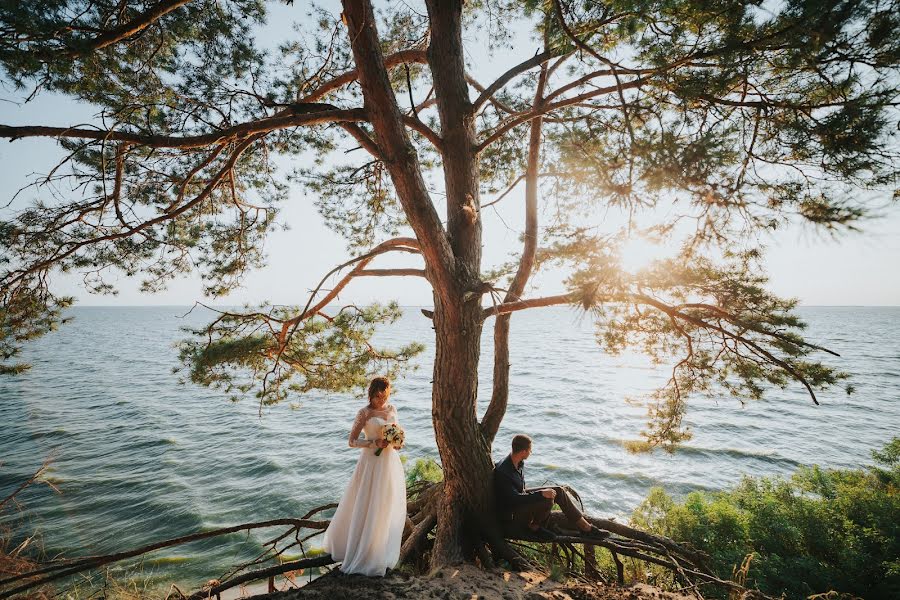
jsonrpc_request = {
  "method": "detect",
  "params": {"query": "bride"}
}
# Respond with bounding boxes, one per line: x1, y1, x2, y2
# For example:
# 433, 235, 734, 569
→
322, 377, 407, 576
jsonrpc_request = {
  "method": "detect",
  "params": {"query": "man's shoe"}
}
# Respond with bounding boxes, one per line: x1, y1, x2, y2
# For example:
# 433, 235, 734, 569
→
586, 525, 610, 540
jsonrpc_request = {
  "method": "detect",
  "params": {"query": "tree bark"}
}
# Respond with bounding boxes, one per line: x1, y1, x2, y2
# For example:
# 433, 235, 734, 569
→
422, 0, 498, 568
340, 0, 455, 304
426, 0, 480, 272
341, 0, 517, 569
430, 298, 491, 567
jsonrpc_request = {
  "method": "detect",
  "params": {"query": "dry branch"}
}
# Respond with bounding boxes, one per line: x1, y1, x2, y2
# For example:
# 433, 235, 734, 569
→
0, 518, 328, 598
1, 486, 758, 600
0, 459, 55, 511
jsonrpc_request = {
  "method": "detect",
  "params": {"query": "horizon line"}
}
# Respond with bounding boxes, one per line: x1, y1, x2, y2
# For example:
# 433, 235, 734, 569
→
69, 303, 900, 308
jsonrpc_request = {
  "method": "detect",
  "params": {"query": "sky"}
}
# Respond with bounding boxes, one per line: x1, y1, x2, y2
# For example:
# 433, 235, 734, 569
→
1, 1, 898, 308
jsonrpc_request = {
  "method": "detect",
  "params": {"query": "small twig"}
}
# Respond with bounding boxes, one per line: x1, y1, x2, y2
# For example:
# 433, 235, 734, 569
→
405, 63, 418, 120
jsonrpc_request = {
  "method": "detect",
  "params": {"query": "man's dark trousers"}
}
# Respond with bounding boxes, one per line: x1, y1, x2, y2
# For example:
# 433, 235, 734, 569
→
509, 486, 585, 532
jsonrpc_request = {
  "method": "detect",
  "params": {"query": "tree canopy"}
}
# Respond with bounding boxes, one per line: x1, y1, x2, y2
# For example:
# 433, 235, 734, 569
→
1, 0, 897, 454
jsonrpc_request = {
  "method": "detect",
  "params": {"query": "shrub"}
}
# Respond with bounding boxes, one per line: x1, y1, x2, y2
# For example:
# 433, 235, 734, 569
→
631, 438, 900, 599
405, 457, 443, 487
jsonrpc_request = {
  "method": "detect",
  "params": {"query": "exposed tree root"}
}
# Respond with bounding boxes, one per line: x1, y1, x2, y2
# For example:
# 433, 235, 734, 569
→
1, 485, 767, 600
399, 510, 436, 566
399, 482, 766, 599
0, 507, 334, 599
184, 555, 334, 600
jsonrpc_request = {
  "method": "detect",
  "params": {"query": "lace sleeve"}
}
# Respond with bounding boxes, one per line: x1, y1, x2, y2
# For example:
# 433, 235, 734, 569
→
348, 408, 374, 448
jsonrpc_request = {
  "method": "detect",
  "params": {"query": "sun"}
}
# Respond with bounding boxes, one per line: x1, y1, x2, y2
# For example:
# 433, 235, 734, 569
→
618, 236, 668, 274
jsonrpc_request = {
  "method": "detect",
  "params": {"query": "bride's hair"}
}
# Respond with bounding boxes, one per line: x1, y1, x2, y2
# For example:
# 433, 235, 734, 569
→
368, 376, 391, 400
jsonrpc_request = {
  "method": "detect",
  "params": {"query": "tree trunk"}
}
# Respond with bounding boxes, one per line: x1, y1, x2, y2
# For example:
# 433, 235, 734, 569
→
344, 0, 500, 569
424, 0, 494, 569
430, 297, 492, 566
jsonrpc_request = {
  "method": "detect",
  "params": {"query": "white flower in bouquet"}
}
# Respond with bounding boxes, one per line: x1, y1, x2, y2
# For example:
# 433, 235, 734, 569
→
374, 423, 405, 456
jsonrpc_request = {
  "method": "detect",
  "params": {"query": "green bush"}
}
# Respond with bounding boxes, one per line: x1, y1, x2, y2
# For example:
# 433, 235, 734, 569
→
405, 457, 443, 487
631, 438, 900, 599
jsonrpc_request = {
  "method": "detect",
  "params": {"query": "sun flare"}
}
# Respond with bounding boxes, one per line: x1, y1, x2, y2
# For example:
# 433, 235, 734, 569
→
618, 237, 669, 274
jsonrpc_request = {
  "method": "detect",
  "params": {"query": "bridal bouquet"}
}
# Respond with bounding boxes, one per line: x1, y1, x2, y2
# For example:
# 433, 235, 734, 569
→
374, 423, 405, 456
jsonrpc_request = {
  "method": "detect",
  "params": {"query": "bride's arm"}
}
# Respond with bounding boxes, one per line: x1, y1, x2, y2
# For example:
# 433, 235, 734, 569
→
348, 408, 376, 448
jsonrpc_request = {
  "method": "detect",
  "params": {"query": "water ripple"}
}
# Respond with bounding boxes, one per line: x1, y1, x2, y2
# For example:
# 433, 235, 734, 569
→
1, 305, 898, 586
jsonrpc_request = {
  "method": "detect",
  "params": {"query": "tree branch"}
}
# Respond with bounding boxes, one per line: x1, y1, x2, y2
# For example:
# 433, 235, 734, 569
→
551, 0, 636, 148
185, 555, 335, 600
482, 57, 549, 444
485, 287, 835, 407
483, 293, 578, 319
71, 0, 192, 54
354, 268, 427, 277
0, 106, 367, 149
472, 48, 567, 113
477, 80, 643, 152
339, 123, 382, 158
672, 302, 840, 357
466, 74, 520, 115
0, 458, 55, 510
277, 237, 422, 345
481, 172, 568, 210
300, 49, 429, 103
633, 293, 824, 405
341, 0, 456, 302
401, 115, 443, 149
2, 134, 261, 291
0, 517, 328, 598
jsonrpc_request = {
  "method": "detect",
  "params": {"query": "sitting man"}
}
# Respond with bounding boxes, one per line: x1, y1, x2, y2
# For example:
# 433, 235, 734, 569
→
493, 434, 607, 540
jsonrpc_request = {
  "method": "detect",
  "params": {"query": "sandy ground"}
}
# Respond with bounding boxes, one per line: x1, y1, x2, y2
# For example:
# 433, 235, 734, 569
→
245, 565, 695, 600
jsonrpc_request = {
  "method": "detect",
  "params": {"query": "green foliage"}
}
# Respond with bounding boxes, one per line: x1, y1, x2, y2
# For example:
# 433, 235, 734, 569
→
543, 236, 850, 449
547, 561, 568, 583
476, 0, 896, 447
1, 1, 268, 117
0, 278, 73, 374
177, 302, 424, 406
503, 0, 899, 237
405, 457, 443, 488
871, 437, 900, 485
296, 159, 408, 252
631, 438, 900, 599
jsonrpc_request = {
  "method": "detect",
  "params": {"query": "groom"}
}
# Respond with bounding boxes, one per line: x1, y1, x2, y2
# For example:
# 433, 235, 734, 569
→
493, 434, 607, 540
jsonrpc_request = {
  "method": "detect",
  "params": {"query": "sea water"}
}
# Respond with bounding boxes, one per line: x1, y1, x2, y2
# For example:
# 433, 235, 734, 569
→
1, 306, 897, 588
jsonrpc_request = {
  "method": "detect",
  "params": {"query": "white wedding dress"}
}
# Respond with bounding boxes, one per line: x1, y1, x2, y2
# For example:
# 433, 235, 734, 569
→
322, 404, 406, 576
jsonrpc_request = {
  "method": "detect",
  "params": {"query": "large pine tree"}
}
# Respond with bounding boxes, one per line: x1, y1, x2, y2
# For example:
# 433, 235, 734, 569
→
1, 0, 897, 567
